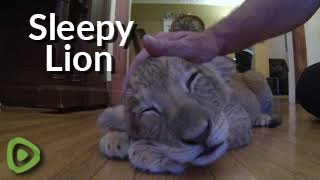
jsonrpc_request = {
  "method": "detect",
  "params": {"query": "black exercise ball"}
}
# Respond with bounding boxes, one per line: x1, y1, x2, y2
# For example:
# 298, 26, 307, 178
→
296, 62, 320, 118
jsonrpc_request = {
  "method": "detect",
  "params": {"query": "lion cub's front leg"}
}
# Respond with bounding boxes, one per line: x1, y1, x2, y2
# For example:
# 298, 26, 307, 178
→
225, 103, 252, 150
97, 105, 130, 160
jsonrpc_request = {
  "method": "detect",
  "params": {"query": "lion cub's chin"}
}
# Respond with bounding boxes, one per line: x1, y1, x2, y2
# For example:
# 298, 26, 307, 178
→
192, 141, 228, 166
206, 114, 229, 148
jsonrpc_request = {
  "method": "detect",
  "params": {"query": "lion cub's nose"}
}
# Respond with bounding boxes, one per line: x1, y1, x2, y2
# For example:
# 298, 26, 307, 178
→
181, 118, 211, 145
175, 106, 211, 145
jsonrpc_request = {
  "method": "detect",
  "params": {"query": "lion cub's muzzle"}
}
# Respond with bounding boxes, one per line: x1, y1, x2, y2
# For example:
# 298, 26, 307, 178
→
175, 112, 230, 166
181, 118, 212, 145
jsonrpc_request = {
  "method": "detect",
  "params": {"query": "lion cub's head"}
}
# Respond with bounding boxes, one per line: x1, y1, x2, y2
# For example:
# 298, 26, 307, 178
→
124, 56, 235, 160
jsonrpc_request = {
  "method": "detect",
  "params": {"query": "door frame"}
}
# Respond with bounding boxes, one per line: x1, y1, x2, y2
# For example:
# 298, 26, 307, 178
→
108, 0, 132, 105
292, 26, 308, 83
286, 32, 296, 104
287, 25, 309, 104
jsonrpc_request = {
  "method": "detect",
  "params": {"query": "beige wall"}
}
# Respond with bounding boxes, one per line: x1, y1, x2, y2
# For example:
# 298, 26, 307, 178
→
130, 4, 234, 61
130, 3, 270, 77
254, 36, 288, 78
265, 35, 288, 61
131, 4, 234, 35
253, 43, 270, 78
305, 9, 320, 66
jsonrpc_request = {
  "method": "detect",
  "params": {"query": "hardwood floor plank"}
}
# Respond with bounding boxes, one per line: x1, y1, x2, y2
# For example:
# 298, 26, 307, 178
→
209, 154, 256, 180
48, 145, 107, 180
252, 138, 320, 179
173, 167, 215, 180
134, 170, 175, 180
230, 139, 311, 180
0, 100, 319, 180
91, 160, 135, 180
0, 122, 100, 179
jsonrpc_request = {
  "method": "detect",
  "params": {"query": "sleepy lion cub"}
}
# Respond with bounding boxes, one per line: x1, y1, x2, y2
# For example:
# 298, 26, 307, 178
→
97, 56, 281, 174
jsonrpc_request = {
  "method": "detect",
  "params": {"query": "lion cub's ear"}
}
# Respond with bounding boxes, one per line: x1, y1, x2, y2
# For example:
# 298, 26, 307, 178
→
97, 105, 127, 134
205, 56, 237, 82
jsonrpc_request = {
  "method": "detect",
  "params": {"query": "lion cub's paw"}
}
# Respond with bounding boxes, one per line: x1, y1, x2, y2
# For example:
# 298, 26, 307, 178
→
253, 114, 281, 128
99, 131, 130, 160
128, 141, 186, 174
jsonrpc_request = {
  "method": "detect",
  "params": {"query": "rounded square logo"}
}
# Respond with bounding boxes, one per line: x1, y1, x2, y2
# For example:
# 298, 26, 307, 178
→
7, 137, 41, 174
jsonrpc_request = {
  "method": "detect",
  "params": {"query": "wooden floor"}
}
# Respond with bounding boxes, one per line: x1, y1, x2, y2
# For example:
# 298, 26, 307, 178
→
0, 99, 320, 180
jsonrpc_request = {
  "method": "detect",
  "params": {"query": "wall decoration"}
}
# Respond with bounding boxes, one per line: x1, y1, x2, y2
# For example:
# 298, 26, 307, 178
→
171, 15, 205, 32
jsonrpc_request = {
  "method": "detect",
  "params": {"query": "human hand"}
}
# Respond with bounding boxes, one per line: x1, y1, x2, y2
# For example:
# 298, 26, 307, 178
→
134, 31, 220, 63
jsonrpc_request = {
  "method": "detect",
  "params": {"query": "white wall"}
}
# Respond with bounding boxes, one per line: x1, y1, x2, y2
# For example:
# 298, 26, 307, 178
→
286, 32, 296, 104
264, 34, 295, 103
253, 43, 269, 78
305, 9, 320, 66
252, 35, 288, 78
265, 35, 288, 60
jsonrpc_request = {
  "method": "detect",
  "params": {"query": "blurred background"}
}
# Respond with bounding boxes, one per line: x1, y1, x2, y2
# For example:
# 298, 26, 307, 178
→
0, 0, 319, 111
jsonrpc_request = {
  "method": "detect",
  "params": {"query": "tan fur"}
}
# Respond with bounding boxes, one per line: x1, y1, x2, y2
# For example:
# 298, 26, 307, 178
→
98, 56, 280, 174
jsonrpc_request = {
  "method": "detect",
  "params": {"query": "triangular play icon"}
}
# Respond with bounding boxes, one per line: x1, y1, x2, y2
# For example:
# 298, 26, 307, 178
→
7, 137, 41, 174
17, 149, 29, 161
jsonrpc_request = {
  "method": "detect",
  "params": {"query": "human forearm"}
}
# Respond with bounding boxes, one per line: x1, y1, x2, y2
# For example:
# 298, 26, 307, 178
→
133, 0, 320, 64
209, 0, 320, 55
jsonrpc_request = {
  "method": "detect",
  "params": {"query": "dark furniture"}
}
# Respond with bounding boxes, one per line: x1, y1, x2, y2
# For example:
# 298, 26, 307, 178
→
267, 59, 289, 95
0, 0, 109, 110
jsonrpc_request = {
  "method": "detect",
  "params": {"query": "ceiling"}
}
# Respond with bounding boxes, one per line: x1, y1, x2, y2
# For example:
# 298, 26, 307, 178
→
132, 0, 245, 7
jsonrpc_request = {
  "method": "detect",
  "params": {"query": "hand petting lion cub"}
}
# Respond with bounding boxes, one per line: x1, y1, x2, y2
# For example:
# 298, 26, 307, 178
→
97, 56, 281, 174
